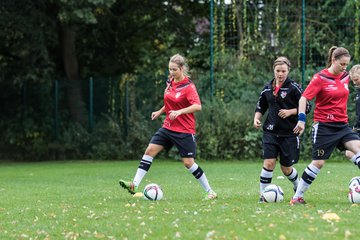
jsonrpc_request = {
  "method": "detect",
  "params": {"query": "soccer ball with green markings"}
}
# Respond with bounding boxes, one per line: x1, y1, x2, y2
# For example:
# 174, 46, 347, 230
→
143, 183, 163, 201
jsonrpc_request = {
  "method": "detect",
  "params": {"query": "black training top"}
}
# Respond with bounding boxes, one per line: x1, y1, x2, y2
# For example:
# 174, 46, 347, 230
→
255, 77, 311, 137
354, 88, 360, 130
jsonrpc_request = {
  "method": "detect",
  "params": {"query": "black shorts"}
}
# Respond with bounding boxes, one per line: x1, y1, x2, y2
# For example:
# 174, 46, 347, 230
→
262, 132, 300, 167
311, 122, 360, 160
150, 127, 196, 158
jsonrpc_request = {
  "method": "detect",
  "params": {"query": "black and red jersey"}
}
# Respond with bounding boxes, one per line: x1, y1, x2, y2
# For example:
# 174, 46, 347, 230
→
255, 78, 309, 136
354, 88, 360, 129
303, 69, 350, 123
163, 77, 201, 134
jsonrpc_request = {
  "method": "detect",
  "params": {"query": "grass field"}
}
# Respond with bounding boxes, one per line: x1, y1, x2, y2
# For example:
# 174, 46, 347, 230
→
0, 160, 359, 240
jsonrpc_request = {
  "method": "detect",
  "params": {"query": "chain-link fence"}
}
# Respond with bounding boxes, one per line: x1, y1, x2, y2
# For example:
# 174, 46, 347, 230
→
210, 0, 360, 91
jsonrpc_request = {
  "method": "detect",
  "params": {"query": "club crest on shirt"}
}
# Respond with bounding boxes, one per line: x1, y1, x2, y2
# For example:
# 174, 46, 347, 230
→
280, 91, 287, 98
344, 83, 349, 91
266, 124, 274, 131
325, 84, 338, 91
175, 92, 181, 98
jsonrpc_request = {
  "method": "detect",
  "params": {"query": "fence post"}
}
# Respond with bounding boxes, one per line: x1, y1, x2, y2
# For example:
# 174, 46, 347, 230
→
210, 0, 214, 99
88, 77, 94, 133
54, 79, 59, 141
301, 0, 306, 88
125, 78, 129, 137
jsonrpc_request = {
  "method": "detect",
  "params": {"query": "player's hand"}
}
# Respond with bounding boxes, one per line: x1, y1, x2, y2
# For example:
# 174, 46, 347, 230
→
278, 109, 291, 119
151, 111, 162, 120
169, 110, 181, 120
254, 119, 262, 129
293, 121, 305, 135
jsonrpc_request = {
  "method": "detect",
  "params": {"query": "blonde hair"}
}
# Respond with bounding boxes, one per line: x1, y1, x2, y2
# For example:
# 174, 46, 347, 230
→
273, 56, 291, 70
169, 54, 190, 77
326, 46, 350, 68
350, 64, 360, 80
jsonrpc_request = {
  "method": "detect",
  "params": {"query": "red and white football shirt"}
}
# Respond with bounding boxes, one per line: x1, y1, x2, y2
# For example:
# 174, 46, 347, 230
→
303, 69, 350, 123
163, 77, 201, 134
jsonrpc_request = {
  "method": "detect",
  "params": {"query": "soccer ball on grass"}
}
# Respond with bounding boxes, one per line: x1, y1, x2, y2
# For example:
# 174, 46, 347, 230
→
348, 176, 360, 190
143, 183, 163, 201
261, 184, 284, 203
348, 185, 360, 204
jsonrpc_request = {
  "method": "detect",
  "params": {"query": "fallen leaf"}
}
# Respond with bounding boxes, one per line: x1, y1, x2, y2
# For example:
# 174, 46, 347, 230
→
345, 230, 351, 238
279, 234, 286, 240
322, 213, 340, 222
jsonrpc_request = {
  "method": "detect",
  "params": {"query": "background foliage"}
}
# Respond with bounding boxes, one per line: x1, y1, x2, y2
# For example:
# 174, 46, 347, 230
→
0, 0, 359, 160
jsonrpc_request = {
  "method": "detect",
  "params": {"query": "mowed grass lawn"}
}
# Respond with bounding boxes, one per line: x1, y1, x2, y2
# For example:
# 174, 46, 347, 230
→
0, 160, 359, 240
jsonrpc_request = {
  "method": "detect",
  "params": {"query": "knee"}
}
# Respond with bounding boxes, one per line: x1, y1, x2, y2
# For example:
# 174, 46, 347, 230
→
144, 145, 160, 157
183, 158, 195, 169
345, 150, 354, 160
312, 160, 325, 169
280, 166, 292, 175
263, 159, 276, 170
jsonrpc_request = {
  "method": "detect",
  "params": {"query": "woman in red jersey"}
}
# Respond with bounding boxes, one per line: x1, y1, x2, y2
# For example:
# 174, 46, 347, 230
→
290, 47, 360, 205
119, 54, 217, 200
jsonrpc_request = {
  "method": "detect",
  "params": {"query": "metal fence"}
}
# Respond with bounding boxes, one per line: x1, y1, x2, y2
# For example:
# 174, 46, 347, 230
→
210, 0, 360, 94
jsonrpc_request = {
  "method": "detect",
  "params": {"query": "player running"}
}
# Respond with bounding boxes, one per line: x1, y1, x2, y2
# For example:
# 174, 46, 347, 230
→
119, 54, 217, 200
291, 47, 360, 205
254, 56, 311, 203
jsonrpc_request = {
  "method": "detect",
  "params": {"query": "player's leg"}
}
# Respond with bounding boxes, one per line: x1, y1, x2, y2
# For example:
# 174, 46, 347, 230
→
290, 122, 335, 205
172, 131, 217, 199
259, 133, 278, 202
279, 135, 299, 192
182, 157, 217, 199
345, 150, 356, 162
344, 139, 360, 168
290, 160, 323, 205
341, 125, 360, 167
281, 165, 299, 192
119, 128, 170, 195
260, 159, 276, 196
119, 143, 163, 194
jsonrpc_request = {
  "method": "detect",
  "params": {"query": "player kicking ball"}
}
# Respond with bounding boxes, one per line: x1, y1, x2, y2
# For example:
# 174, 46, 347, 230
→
119, 54, 217, 200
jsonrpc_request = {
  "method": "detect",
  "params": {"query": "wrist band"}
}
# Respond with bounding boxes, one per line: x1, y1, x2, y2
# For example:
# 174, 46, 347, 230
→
298, 112, 306, 122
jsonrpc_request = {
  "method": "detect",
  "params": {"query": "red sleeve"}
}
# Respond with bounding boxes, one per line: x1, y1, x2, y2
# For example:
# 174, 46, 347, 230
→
187, 83, 201, 105
302, 73, 322, 101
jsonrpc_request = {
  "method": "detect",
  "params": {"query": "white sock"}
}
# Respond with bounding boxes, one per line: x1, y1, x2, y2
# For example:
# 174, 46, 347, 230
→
260, 167, 273, 194
188, 163, 211, 192
352, 151, 360, 166
293, 163, 320, 198
351, 154, 357, 164
133, 155, 153, 187
286, 167, 299, 191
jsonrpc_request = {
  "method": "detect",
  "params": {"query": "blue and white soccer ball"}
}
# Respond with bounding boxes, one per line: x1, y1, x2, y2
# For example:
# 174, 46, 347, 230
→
261, 184, 284, 203
348, 176, 360, 190
143, 183, 163, 201
348, 185, 360, 204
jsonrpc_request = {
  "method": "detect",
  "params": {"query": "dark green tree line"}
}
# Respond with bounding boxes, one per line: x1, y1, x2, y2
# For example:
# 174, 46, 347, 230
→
0, 0, 359, 160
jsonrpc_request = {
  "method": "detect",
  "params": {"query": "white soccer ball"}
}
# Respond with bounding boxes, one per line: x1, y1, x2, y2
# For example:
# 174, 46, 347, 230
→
143, 183, 163, 201
348, 185, 360, 203
348, 176, 360, 190
261, 184, 284, 203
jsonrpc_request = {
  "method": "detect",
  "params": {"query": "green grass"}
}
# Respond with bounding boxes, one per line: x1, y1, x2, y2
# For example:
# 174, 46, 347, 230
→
0, 160, 359, 239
